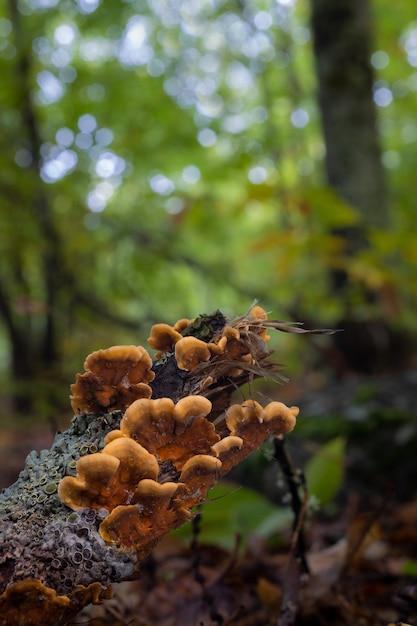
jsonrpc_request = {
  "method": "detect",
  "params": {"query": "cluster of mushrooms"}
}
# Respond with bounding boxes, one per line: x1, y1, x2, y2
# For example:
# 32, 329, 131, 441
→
0, 305, 302, 625
62, 306, 298, 555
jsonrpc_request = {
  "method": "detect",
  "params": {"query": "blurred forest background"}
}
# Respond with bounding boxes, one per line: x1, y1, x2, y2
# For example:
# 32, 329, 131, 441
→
2, 1, 417, 622
1, 0, 417, 427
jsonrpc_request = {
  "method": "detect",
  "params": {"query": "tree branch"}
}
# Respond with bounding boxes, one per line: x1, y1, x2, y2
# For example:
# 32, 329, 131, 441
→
0, 308, 304, 625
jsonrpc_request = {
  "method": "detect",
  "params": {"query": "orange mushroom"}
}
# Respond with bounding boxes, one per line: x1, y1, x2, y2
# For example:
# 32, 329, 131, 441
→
175, 336, 211, 371
173, 318, 192, 332
211, 435, 243, 474
250, 305, 268, 320
99, 480, 190, 553
58, 453, 120, 511
147, 323, 183, 353
224, 400, 299, 466
70, 345, 154, 414
111, 396, 219, 470
58, 438, 159, 511
102, 437, 159, 489
248, 305, 271, 341
0, 580, 111, 626
180, 454, 222, 507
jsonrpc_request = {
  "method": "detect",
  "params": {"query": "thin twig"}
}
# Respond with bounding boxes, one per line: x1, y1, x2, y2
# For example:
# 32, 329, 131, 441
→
273, 436, 309, 574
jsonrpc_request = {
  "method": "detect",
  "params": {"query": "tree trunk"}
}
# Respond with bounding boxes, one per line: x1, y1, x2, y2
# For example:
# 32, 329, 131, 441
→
309, 0, 406, 374
311, 0, 387, 231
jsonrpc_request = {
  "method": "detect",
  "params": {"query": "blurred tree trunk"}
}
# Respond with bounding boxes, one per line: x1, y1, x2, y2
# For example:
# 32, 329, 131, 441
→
310, 0, 409, 373
1, 0, 62, 415
311, 0, 387, 287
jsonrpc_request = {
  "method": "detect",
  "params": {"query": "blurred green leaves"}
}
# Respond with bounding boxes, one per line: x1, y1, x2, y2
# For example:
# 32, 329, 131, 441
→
304, 436, 346, 506
1, 0, 417, 414
172, 482, 293, 550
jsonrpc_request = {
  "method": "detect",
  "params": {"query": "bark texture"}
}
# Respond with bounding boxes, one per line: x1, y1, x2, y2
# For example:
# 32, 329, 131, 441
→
311, 0, 387, 230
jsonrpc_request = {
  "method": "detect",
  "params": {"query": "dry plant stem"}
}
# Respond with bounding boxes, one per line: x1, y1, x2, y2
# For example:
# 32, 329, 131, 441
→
273, 437, 309, 626
191, 511, 224, 626
277, 554, 304, 626
273, 437, 309, 575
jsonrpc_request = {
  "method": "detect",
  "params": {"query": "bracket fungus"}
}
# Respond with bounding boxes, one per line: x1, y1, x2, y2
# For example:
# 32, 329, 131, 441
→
105, 395, 218, 470
58, 437, 159, 511
0, 304, 335, 625
175, 336, 212, 371
70, 345, 154, 414
147, 322, 183, 354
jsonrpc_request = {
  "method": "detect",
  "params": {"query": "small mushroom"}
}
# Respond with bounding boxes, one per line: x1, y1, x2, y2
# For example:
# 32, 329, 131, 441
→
224, 400, 298, 465
173, 318, 192, 332
147, 323, 183, 353
225, 400, 264, 437
174, 395, 212, 421
102, 437, 159, 488
180, 454, 222, 506
115, 396, 219, 470
70, 345, 154, 414
58, 438, 159, 511
211, 435, 243, 474
0, 579, 112, 625
58, 453, 120, 511
175, 336, 211, 371
261, 401, 299, 434
99, 480, 190, 553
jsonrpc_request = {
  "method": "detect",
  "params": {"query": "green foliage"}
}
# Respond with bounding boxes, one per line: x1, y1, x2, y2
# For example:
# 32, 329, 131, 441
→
173, 482, 292, 550
304, 436, 345, 505
402, 560, 417, 577
1, 0, 417, 415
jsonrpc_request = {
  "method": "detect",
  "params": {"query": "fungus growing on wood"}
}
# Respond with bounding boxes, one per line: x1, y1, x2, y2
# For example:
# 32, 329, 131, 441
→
180, 454, 223, 507
58, 453, 120, 511
0, 579, 111, 626
99, 480, 190, 554
58, 438, 159, 511
173, 317, 192, 332
223, 400, 299, 468
70, 345, 154, 414
0, 304, 333, 625
175, 336, 211, 371
104, 395, 219, 470
147, 323, 183, 353
211, 435, 244, 474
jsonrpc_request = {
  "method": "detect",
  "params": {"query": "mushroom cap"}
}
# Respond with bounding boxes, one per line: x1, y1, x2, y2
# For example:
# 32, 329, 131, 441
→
173, 318, 192, 332
58, 439, 160, 511
118, 396, 218, 469
175, 336, 211, 371
180, 454, 222, 506
70, 345, 154, 414
224, 400, 299, 464
174, 395, 212, 421
147, 323, 183, 352
261, 402, 299, 434
84, 345, 154, 384
250, 305, 268, 320
99, 482, 190, 553
225, 400, 264, 437
58, 453, 120, 510
102, 437, 160, 486
0, 580, 111, 625
132, 478, 180, 507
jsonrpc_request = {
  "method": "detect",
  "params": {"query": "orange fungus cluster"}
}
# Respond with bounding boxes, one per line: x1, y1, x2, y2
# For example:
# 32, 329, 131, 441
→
60, 395, 298, 556
60, 306, 299, 558
70, 345, 154, 414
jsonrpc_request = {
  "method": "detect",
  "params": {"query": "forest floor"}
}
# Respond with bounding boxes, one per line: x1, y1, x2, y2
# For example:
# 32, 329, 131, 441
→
1, 370, 417, 626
